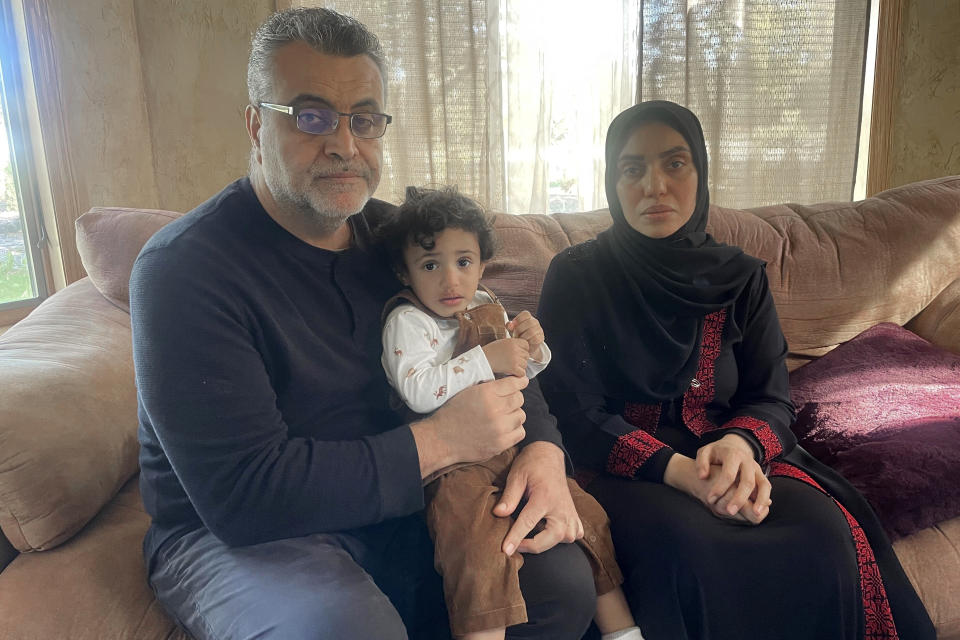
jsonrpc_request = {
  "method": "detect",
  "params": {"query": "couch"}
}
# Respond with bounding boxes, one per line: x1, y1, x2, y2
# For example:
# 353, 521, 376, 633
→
1, 176, 958, 639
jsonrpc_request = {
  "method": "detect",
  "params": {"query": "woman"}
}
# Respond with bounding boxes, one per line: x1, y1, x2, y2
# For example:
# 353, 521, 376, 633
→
537, 101, 934, 640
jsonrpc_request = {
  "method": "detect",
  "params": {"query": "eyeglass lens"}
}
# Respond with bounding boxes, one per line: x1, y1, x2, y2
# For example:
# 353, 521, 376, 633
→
296, 108, 387, 138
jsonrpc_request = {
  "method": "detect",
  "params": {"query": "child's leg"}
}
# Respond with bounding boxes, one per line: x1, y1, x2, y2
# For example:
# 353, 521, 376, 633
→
595, 587, 638, 634
425, 449, 527, 638
566, 478, 645, 639
460, 628, 505, 640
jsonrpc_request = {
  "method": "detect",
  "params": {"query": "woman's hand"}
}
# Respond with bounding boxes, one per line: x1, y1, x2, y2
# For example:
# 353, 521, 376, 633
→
507, 311, 546, 361
663, 444, 772, 524
693, 434, 772, 523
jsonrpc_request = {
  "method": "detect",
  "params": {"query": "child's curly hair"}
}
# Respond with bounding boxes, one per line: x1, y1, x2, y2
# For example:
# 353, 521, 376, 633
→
380, 186, 498, 272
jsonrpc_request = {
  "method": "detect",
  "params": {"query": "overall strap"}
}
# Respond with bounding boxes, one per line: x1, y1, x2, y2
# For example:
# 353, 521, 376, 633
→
477, 283, 502, 306
380, 288, 432, 326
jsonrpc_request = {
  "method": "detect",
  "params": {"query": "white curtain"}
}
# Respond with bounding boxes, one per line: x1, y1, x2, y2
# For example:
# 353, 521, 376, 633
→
639, 0, 869, 208
499, 0, 639, 213
311, 0, 503, 208
301, 0, 638, 214
297, 0, 867, 212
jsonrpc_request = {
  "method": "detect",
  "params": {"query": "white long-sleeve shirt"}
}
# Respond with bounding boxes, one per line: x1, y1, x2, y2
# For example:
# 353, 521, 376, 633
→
381, 290, 551, 414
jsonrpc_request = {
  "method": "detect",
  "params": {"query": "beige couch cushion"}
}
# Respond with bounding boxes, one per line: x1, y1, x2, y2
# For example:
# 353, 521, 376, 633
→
484, 212, 571, 316
71, 176, 960, 362
0, 278, 139, 551
893, 516, 960, 640
0, 477, 189, 640
490, 177, 960, 371
907, 277, 960, 356
709, 176, 960, 363
75, 207, 182, 311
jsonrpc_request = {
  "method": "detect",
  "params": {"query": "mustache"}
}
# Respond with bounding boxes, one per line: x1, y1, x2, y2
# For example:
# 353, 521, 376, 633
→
313, 164, 372, 179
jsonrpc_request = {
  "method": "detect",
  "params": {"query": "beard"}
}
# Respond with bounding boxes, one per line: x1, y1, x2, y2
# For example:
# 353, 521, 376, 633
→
263, 158, 378, 237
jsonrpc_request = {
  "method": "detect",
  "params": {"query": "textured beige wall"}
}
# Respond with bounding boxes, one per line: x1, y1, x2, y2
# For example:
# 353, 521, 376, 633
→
48, 0, 273, 217
889, 0, 960, 188
134, 1, 274, 214
47, 0, 160, 214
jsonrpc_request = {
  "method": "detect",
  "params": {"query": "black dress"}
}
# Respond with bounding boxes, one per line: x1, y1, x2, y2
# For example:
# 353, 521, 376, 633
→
538, 239, 935, 640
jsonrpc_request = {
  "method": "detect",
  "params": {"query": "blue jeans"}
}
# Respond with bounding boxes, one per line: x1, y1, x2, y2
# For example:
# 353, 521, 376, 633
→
148, 515, 595, 640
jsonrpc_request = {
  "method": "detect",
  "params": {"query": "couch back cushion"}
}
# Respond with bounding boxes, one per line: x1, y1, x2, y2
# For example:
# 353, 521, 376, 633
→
0, 279, 139, 551
75, 176, 960, 366
482, 212, 573, 316
710, 176, 960, 364
508, 177, 960, 368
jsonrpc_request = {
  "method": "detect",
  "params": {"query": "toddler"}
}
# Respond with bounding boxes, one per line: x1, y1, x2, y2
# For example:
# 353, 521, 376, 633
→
379, 186, 643, 640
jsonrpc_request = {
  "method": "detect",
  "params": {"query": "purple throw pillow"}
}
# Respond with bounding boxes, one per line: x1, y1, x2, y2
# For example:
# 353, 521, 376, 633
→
789, 322, 960, 540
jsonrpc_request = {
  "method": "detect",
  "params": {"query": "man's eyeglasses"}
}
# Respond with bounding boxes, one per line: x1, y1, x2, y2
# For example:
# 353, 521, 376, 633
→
258, 102, 392, 139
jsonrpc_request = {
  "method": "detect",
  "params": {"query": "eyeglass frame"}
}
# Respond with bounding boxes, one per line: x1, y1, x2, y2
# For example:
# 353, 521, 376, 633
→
257, 102, 392, 139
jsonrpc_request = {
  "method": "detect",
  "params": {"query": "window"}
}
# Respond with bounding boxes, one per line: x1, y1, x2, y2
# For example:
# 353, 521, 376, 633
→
0, 0, 47, 317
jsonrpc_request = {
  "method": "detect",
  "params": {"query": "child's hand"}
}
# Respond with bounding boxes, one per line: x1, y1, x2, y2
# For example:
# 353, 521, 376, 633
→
482, 338, 530, 377
507, 311, 545, 362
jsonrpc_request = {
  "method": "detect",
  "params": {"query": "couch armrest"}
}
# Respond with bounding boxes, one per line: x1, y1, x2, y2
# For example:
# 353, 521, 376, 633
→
0, 278, 139, 552
906, 278, 960, 356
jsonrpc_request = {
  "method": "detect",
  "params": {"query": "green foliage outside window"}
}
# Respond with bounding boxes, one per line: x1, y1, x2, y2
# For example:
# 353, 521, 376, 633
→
0, 251, 31, 304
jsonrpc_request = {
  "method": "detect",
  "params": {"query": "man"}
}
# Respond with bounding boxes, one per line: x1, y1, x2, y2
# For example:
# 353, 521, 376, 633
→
131, 8, 596, 639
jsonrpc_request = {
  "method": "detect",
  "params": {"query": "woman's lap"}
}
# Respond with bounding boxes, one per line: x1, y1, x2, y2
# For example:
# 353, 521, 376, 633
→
587, 475, 862, 640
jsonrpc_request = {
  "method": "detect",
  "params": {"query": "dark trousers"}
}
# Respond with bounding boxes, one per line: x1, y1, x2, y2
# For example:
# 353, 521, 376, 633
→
148, 514, 596, 640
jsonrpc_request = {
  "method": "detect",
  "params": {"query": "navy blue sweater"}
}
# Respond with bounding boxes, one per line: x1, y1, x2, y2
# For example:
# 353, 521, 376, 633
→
131, 179, 562, 561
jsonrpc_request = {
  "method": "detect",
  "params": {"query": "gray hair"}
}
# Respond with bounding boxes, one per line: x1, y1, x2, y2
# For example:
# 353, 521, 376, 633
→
246, 7, 387, 105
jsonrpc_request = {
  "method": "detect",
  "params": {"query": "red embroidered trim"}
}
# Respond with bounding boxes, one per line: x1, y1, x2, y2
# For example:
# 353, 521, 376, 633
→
769, 461, 824, 490
623, 402, 662, 435
723, 416, 783, 463
769, 463, 899, 639
681, 309, 727, 436
607, 429, 666, 478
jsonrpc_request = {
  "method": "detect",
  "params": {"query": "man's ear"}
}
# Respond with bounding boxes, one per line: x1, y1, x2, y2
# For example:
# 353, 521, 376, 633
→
245, 104, 263, 165
397, 269, 410, 286
478, 262, 486, 279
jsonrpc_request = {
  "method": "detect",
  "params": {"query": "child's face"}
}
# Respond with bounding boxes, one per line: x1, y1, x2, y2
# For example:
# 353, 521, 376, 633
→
401, 227, 486, 317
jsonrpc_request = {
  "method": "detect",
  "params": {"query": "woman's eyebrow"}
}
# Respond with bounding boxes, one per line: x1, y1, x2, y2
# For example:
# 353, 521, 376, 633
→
619, 146, 690, 163
659, 145, 690, 158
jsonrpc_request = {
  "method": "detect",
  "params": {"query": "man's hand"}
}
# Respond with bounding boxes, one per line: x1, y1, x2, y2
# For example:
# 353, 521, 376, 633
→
482, 338, 530, 377
410, 376, 528, 479
507, 311, 546, 362
493, 441, 583, 556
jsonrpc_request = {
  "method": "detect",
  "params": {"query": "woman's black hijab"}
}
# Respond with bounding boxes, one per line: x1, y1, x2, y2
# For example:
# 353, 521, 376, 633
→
544, 101, 763, 401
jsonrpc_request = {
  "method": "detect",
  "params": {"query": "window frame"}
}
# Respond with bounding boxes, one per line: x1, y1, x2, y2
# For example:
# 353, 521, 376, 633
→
0, 0, 49, 324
